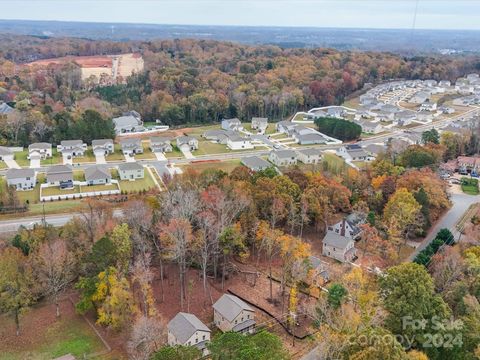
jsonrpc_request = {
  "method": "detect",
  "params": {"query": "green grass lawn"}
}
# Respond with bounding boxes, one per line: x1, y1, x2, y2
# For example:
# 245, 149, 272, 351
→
164, 145, 184, 159
119, 171, 157, 193
41, 185, 81, 197
13, 150, 29, 167
0, 303, 105, 360
183, 124, 220, 137
80, 183, 119, 193
106, 144, 125, 161
461, 177, 479, 195
0, 161, 8, 169
72, 148, 96, 164
182, 159, 242, 173
133, 142, 155, 160
193, 140, 233, 156
40, 149, 62, 166
27, 200, 84, 216
73, 170, 85, 181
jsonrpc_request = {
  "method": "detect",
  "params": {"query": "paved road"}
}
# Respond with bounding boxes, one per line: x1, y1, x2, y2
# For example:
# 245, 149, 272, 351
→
407, 191, 480, 261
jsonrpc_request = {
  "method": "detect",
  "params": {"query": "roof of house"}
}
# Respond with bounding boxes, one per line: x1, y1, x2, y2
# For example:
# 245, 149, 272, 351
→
271, 149, 297, 159
150, 136, 171, 144
222, 118, 241, 124
323, 231, 354, 250
118, 162, 144, 171
28, 142, 51, 151
0, 146, 13, 156
297, 148, 322, 157
0, 102, 14, 114
297, 133, 327, 143
241, 156, 271, 170
92, 139, 113, 147
227, 134, 247, 142
177, 136, 197, 146
232, 319, 256, 332
6, 168, 35, 180
60, 140, 83, 147
113, 115, 141, 127
120, 138, 142, 147
213, 294, 254, 322
252, 117, 268, 123
46, 165, 73, 182
85, 165, 111, 182
168, 312, 210, 344
364, 144, 386, 155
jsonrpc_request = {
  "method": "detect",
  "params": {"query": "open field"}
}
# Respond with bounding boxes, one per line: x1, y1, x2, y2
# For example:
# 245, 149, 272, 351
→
0, 300, 105, 360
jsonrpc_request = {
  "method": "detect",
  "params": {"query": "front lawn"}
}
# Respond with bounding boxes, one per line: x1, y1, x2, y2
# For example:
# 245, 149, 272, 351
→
133, 142, 155, 160
13, 150, 29, 167
461, 177, 479, 195
0, 160, 8, 169
164, 145, 184, 159
72, 149, 96, 164
106, 144, 125, 161
40, 148, 62, 166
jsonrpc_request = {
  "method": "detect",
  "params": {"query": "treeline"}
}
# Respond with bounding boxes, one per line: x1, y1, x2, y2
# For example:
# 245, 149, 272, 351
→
1, 36, 480, 132
315, 117, 362, 141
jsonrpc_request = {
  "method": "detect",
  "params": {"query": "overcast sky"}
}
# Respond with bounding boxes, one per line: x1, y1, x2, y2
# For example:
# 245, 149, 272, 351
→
1, 0, 480, 30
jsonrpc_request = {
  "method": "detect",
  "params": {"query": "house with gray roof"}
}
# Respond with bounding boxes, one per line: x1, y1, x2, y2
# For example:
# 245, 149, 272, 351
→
118, 162, 144, 180
297, 148, 322, 164
268, 149, 297, 166
221, 118, 243, 131
46, 165, 73, 189
84, 165, 111, 185
213, 294, 255, 334
120, 138, 143, 156
28, 143, 52, 160
92, 139, 114, 155
364, 144, 386, 157
6, 168, 36, 191
150, 137, 172, 153
336, 144, 368, 162
57, 140, 87, 158
0, 146, 13, 161
202, 129, 230, 144
167, 312, 211, 355
276, 120, 296, 134
0, 102, 14, 115
328, 213, 365, 240
322, 231, 356, 263
176, 136, 199, 151
226, 133, 253, 150
307, 256, 330, 286
112, 113, 144, 134
241, 156, 271, 171
251, 117, 268, 133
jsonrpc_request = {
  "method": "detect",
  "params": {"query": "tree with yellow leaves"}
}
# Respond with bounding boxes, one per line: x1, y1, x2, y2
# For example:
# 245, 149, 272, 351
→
288, 285, 298, 346
110, 223, 133, 274
92, 267, 136, 330
132, 254, 156, 318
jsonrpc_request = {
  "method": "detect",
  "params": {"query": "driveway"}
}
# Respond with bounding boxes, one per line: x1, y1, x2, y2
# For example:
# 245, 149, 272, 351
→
154, 152, 167, 161
125, 154, 136, 162
29, 158, 40, 168
95, 153, 106, 164
62, 155, 73, 165
4, 157, 20, 169
408, 191, 480, 261
181, 149, 195, 159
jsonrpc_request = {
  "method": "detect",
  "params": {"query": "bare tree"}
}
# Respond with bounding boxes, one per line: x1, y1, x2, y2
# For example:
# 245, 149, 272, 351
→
131, 254, 156, 318
127, 315, 166, 360
35, 239, 75, 317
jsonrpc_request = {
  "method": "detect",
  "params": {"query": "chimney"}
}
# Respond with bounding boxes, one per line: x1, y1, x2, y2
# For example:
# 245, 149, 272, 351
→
340, 219, 346, 237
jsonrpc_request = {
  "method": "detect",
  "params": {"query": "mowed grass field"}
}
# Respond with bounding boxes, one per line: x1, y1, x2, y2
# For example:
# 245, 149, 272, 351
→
182, 159, 242, 173
0, 301, 105, 360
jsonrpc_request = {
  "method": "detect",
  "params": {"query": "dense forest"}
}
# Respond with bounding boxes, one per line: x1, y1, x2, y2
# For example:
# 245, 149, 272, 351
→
1, 35, 480, 145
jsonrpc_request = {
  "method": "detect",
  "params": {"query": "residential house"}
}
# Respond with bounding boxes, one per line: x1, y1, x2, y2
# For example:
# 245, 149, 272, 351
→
118, 162, 144, 180
408, 91, 431, 104
424, 79, 438, 87
57, 140, 87, 158
439, 106, 455, 114
150, 137, 173, 153
226, 134, 254, 150
307, 256, 330, 286
28, 143, 52, 160
394, 110, 416, 126
6, 168, 36, 191
251, 117, 268, 133
92, 139, 114, 155
438, 80, 451, 88
213, 294, 255, 334
167, 312, 211, 355
457, 156, 480, 174
327, 106, 345, 118
289, 125, 328, 145
46, 165, 74, 189
416, 111, 434, 123
322, 231, 356, 263
84, 165, 111, 185
202, 130, 230, 144
328, 213, 365, 240
268, 150, 297, 166
336, 144, 369, 162
0, 102, 14, 115
420, 101, 437, 112
176, 136, 199, 151
120, 138, 143, 156
296, 148, 322, 164
276, 120, 296, 134
241, 156, 271, 171
356, 120, 383, 134
364, 144, 386, 158
112, 112, 144, 134
0, 146, 13, 161
221, 118, 243, 131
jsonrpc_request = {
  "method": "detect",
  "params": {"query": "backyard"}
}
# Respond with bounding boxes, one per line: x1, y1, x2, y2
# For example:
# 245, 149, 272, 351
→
181, 159, 242, 173
112, 168, 158, 193
0, 300, 106, 360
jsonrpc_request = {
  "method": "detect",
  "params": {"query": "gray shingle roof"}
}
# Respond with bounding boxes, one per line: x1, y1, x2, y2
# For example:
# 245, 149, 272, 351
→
60, 140, 83, 147
241, 156, 270, 170
46, 165, 73, 183
176, 136, 197, 146
323, 231, 353, 250
6, 168, 35, 180
85, 165, 111, 182
92, 139, 113, 147
297, 148, 322, 157
28, 142, 51, 151
150, 136, 171, 145
113, 115, 140, 127
272, 149, 297, 159
213, 294, 254, 322
118, 162, 143, 171
168, 312, 210, 344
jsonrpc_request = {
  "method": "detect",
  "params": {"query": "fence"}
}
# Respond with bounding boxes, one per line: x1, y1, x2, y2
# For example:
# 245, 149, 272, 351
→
40, 180, 121, 202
